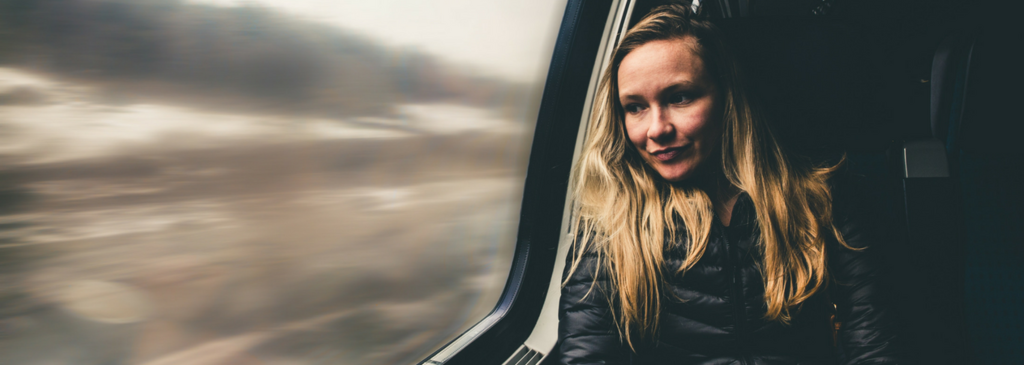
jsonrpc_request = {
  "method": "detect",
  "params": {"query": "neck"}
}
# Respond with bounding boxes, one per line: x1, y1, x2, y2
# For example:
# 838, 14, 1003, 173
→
686, 164, 741, 226
686, 163, 736, 201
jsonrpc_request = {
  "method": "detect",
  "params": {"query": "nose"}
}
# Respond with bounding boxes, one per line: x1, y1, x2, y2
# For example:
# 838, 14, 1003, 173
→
646, 106, 674, 143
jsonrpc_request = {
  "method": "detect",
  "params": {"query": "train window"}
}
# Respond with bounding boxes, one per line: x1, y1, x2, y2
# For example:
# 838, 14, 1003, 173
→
0, 0, 567, 364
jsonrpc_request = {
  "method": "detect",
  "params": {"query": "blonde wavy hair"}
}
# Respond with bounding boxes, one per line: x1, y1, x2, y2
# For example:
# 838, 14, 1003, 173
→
565, 3, 853, 349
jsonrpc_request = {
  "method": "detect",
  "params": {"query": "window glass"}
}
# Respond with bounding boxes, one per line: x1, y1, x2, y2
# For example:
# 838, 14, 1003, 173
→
0, 0, 567, 363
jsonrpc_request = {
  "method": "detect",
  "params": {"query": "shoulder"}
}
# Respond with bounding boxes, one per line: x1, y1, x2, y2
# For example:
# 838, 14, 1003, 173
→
563, 245, 606, 286
826, 166, 888, 250
561, 233, 613, 302
557, 237, 631, 365
826, 164, 870, 210
825, 170, 891, 287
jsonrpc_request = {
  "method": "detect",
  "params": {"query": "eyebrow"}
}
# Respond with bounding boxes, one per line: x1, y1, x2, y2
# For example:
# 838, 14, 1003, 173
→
619, 80, 697, 101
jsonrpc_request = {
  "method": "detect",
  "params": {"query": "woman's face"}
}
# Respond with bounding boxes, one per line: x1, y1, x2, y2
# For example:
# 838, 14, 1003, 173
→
618, 36, 721, 182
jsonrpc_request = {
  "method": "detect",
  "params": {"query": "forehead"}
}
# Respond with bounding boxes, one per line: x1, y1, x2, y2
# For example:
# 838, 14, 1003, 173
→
617, 36, 706, 97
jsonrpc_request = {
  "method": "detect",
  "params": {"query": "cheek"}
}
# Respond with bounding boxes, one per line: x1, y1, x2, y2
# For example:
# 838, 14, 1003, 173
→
623, 118, 647, 149
681, 102, 720, 143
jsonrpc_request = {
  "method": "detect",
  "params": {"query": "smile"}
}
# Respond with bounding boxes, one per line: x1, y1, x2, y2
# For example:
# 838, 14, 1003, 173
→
650, 145, 690, 162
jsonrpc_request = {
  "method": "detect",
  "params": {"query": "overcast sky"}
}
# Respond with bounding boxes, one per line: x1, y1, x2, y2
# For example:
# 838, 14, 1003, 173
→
186, 0, 568, 81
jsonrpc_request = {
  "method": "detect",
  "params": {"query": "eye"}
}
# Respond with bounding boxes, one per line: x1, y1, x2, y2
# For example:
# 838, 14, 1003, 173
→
667, 93, 692, 105
623, 103, 645, 114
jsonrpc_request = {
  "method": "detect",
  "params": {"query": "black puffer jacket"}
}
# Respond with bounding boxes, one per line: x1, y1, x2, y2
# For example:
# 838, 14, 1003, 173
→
558, 178, 902, 365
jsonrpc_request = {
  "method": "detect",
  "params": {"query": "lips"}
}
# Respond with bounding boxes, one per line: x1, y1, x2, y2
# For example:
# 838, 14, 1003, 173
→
650, 145, 690, 162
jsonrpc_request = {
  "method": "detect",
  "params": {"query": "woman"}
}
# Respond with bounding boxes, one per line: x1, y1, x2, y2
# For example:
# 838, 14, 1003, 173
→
558, 4, 901, 365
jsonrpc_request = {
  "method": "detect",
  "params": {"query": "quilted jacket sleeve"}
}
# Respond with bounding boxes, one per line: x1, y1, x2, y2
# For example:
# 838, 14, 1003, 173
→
829, 176, 904, 365
557, 245, 631, 365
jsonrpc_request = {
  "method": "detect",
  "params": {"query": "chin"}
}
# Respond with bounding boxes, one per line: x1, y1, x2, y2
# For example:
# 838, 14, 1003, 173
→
647, 154, 707, 183
655, 167, 695, 183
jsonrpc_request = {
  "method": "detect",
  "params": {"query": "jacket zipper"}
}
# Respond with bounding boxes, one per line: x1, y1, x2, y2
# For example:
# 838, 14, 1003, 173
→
724, 225, 750, 365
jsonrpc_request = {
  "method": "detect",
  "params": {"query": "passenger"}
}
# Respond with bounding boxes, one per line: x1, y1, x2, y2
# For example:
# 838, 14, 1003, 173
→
558, 4, 901, 364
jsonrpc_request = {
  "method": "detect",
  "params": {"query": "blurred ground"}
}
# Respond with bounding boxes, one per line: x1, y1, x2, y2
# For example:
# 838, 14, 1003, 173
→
0, 129, 527, 364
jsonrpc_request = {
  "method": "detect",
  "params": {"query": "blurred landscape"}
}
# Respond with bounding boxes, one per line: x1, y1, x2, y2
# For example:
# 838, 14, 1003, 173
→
0, 0, 564, 363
